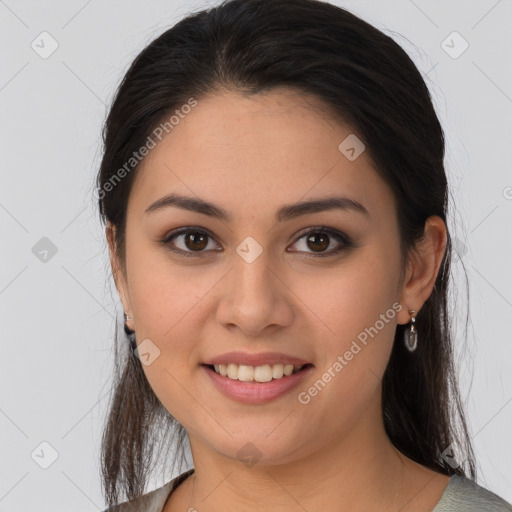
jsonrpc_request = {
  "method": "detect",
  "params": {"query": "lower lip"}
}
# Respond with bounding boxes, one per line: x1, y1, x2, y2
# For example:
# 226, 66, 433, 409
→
202, 364, 314, 404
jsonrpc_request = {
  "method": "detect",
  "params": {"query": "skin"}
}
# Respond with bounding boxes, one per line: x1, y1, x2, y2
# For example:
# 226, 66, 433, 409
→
107, 87, 450, 511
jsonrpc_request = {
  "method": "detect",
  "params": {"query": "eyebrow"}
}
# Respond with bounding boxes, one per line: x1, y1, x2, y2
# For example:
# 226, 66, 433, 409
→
144, 192, 370, 222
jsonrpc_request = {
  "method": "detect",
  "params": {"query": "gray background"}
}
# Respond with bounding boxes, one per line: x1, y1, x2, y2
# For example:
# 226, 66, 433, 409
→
1, 0, 511, 510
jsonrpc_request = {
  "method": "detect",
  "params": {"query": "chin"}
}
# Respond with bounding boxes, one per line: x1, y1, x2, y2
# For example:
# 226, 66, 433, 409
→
202, 429, 310, 468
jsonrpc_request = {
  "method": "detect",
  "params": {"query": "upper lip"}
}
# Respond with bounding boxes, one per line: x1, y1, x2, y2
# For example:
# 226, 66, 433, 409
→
203, 351, 312, 367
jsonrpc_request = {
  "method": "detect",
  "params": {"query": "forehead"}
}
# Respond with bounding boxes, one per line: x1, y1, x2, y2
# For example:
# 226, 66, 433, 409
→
129, 88, 395, 222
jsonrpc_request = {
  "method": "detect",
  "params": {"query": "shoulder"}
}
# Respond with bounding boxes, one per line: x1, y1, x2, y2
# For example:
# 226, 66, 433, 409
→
433, 474, 512, 512
101, 468, 195, 512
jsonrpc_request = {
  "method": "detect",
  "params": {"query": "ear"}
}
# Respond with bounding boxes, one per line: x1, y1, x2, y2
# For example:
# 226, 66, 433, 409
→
396, 215, 447, 325
106, 222, 133, 322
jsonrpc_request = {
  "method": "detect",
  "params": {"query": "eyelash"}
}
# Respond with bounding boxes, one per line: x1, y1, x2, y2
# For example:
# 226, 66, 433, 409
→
159, 226, 353, 259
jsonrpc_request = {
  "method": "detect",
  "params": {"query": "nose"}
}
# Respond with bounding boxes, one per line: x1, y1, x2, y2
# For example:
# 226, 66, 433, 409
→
215, 245, 295, 337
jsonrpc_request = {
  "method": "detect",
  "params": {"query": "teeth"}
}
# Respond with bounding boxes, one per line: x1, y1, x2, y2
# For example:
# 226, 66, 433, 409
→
272, 364, 284, 379
227, 364, 238, 379
254, 365, 273, 382
238, 365, 254, 382
210, 363, 306, 382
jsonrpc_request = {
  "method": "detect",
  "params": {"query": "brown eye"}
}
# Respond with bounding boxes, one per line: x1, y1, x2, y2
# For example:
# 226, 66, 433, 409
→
160, 228, 219, 257
289, 227, 352, 257
160, 226, 352, 259
183, 231, 208, 251
306, 232, 330, 252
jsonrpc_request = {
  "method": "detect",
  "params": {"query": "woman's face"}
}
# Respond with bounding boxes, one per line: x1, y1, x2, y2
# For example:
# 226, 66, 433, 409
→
110, 87, 416, 466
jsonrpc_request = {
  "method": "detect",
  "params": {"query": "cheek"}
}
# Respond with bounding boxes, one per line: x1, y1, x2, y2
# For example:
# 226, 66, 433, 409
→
126, 240, 212, 337
291, 248, 401, 379
290, 269, 399, 435
300, 250, 399, 331
125, 247, 211, 423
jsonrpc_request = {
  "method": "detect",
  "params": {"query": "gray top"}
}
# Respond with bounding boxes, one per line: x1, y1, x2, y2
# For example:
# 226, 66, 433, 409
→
432, 474, 512, 512
104, 469, 512, 511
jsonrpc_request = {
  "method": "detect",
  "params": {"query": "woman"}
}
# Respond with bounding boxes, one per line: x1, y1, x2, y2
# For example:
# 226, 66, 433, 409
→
97, 0, 512, 510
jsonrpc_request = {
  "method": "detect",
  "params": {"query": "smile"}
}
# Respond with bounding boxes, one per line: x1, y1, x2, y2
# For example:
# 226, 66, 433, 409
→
208, 363, 309, 382
202, 363, 314, 404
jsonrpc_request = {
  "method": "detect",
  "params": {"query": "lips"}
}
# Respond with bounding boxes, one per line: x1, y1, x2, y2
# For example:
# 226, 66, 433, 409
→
202, 362, 314, 404
203, 350, 311, 367
200, 350, 314, 403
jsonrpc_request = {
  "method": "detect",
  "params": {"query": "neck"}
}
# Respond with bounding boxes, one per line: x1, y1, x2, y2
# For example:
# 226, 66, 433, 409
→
183, 403, 408, 511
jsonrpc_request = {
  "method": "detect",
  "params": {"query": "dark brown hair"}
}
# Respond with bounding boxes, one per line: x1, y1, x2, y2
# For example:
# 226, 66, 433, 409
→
96, 0, 476, 505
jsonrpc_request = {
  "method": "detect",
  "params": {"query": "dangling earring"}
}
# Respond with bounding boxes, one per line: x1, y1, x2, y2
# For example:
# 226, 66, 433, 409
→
404, 309, 417, 352
123, 313, 137, 352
